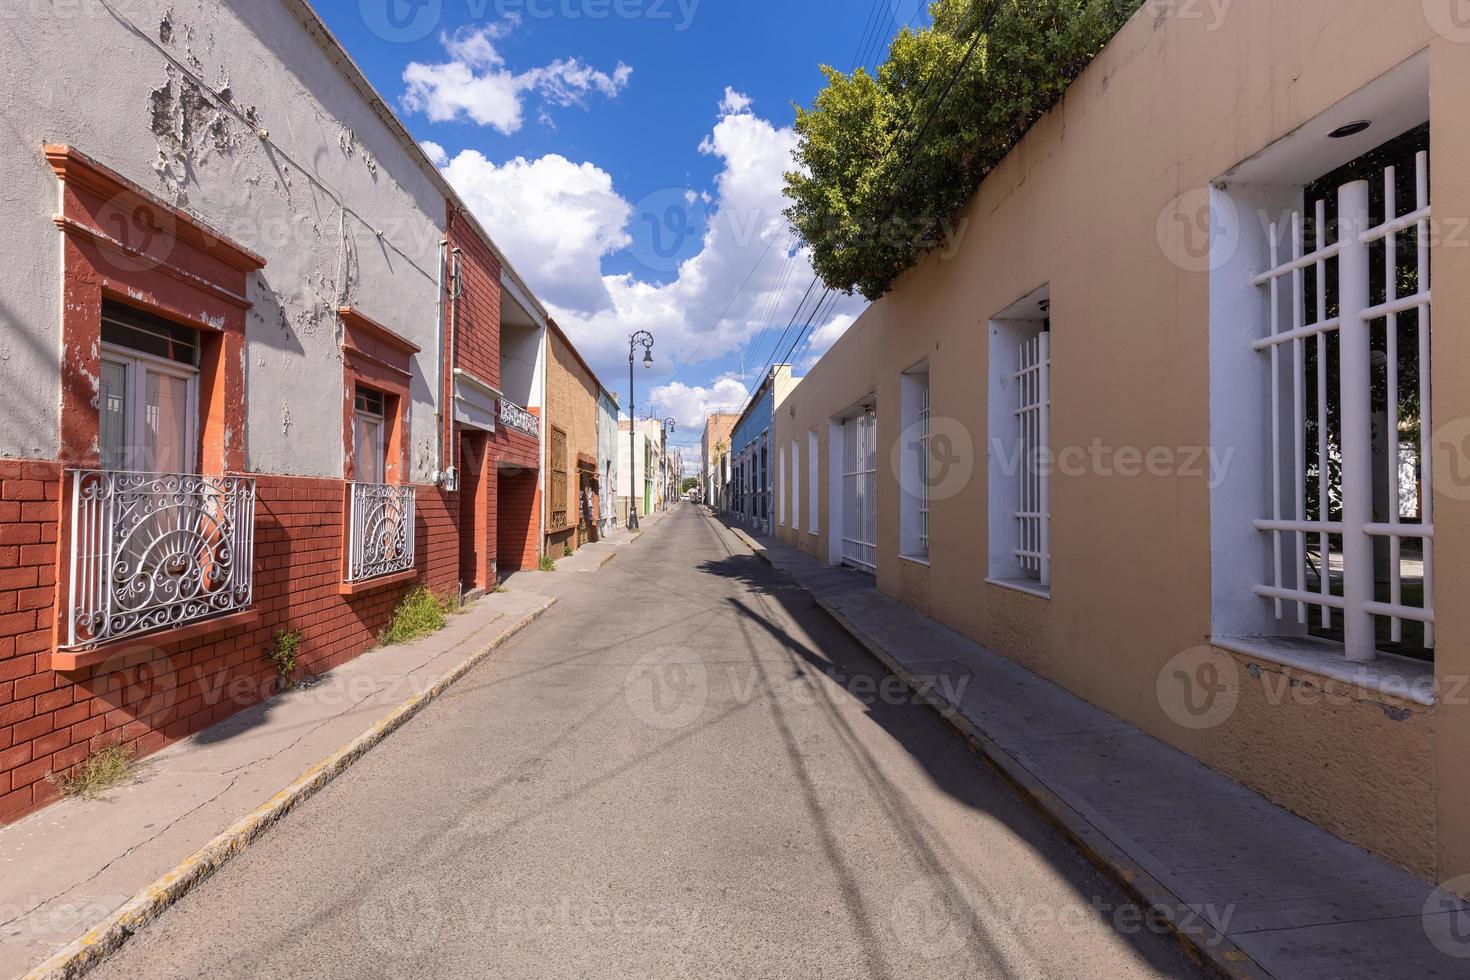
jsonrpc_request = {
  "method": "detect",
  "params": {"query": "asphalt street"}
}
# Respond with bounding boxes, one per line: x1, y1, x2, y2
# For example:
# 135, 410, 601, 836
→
96, 504, 1203, 979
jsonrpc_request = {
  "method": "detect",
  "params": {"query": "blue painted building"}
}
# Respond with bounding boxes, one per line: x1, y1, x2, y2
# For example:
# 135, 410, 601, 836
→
727, 365, 797, 535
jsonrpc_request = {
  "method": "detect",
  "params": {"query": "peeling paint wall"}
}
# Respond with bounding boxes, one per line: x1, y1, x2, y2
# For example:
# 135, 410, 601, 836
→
0, 0, 445, 479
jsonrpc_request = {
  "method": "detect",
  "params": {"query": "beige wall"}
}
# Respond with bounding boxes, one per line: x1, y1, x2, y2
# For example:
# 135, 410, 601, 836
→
544, 328, 600, 553
776, 1, 1465, 883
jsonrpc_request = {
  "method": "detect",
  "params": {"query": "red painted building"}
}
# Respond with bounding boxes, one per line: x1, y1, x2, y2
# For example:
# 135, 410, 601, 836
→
0, 3, 546, 823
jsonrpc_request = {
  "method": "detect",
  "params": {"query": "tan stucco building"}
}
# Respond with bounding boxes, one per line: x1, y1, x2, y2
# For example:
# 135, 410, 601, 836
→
543, 321, 604, 557
774, 1, 1470, 888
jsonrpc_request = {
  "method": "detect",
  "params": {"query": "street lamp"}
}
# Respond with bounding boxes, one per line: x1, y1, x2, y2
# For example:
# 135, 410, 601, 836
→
663, 419, 676, 508
628, 330, 654, 530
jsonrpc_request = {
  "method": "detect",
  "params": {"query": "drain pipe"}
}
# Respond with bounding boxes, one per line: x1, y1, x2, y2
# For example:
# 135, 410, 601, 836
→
432, 238, 448, 485
443, 247, 464, 491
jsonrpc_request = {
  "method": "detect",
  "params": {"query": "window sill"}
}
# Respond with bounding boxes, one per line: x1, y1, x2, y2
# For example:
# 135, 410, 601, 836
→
985, 577, 1051, 601
339, 568, 418, 596
1211, 635, 1435, 707
898, 554, 931, 567
48, 608, 262, 672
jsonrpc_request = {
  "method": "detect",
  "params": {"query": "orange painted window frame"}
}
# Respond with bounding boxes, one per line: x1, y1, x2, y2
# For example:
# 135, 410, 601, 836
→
47, 145, 266, 475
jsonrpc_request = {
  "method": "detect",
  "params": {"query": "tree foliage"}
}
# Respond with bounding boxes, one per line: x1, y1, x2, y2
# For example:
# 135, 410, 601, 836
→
785, 0, 1143, 300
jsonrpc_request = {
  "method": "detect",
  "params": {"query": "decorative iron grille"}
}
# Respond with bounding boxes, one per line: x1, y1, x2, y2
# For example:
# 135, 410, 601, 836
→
499, 398, 539, 439
65, 470, 256, 650
347, 483, 416, 583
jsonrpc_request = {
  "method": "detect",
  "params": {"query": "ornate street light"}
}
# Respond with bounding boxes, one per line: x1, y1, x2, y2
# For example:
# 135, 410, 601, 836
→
627, 331, 654, 530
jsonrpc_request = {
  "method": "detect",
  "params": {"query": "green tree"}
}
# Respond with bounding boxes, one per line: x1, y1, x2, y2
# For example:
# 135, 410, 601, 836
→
785, 0, 1142, 300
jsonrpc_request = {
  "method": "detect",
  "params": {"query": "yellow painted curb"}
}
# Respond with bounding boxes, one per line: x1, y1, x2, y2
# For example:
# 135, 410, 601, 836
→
22, 597, 557, 980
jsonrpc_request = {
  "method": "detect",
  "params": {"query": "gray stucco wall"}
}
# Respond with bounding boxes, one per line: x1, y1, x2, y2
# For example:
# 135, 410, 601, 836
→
0, 0, 446, 481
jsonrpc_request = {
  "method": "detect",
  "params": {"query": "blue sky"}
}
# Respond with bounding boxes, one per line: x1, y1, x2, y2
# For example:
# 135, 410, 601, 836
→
322, 0, 930, 453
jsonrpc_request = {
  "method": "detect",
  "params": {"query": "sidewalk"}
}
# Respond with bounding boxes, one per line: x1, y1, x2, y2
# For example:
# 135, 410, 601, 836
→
716, 518, 1470, 980
0, 518, 657, 980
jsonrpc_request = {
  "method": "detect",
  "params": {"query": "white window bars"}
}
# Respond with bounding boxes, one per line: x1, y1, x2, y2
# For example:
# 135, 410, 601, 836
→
1015, 333, 1051, 586
842, 409, 878, 572
918, 379, 931, 556
347, 482, 417, 583
65, 470, 256, 650
1250, 152, 1432, 662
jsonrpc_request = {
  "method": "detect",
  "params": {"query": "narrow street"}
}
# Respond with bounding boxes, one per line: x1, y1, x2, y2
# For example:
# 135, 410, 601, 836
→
95, 506, 1200, 979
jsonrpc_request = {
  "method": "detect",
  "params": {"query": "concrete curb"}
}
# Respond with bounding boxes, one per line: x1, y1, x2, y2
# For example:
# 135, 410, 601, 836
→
721, 521, 1271, 980
21, 597, 557, 980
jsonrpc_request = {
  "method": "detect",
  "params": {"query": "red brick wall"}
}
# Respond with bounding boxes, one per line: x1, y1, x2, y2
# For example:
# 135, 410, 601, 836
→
0, 464, 460, 823
496, 467, 540, 573
448, 209, 502, 391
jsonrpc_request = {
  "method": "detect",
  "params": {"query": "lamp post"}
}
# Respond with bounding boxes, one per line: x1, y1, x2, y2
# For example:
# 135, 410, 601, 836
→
627, 331, 654, 529
663, 419, 676, 508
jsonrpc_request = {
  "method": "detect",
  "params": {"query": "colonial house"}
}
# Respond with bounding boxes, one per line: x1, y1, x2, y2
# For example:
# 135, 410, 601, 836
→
0, 0, 549, 822
542, 320, 607, 558
597, 389, 622, 535
727, 366, 799, 535
701, 413, 738, 509
773, 0, 1470, 888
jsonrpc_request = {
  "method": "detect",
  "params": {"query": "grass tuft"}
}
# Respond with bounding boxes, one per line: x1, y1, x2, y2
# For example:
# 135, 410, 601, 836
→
379, 585, 456, 646
537, 556, 557, 572
49, 743, 138, 800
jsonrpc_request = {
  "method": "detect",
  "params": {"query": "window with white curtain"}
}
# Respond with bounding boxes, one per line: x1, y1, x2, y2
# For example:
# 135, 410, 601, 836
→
354, 387, 388, 484
988, 286, 1051, 594
98, 303, 199, 474
807, 430, 819, 533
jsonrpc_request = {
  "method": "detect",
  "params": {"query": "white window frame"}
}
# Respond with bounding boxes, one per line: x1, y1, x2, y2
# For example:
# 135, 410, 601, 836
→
99, 342, 199, 475
354, 387, 389, 485
777, 441, 786, 527
807, 430, 819, 533
899, 363, 931, 562
987, 286, 1051, 596
1209, 91, 1434, 668
841, 407, 878, 573
790, 439, 800, 538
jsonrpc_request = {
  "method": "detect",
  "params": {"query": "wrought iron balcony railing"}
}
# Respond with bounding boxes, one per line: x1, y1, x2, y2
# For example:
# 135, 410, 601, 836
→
64, 470, 256, 650
346, 482, 416, 583
499, 398, 539, 439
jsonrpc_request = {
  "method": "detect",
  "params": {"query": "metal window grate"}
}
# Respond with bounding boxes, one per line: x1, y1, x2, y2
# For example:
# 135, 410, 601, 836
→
917, 378, 930, 555
346, 482, 416, 583
1250, 151, 1433, 661
1013, 333, 1050, 585
842, 409, 878, 572
65, 470, 256, 649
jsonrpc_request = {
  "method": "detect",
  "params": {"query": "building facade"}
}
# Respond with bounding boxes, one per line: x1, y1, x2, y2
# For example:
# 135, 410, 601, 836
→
597, 389, 621, 534
773, 2, 1470, 887
0, 1, 550, 823
543, 321, 606, 557
728, 366, 798, 535
701, 413, 738, 508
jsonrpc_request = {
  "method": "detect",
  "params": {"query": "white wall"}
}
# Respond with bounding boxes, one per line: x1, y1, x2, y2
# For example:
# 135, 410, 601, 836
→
0, 0, 445, 479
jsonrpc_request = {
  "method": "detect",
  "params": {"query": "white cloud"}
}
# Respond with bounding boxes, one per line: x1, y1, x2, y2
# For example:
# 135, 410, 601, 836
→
647, 377, 751, 432
718, 86, 753, 116
401, 26, 631, 135
439, 150, 632, 314
420, 140, 448, 167
429, 85, 866, 429
802, 312, 857, 367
